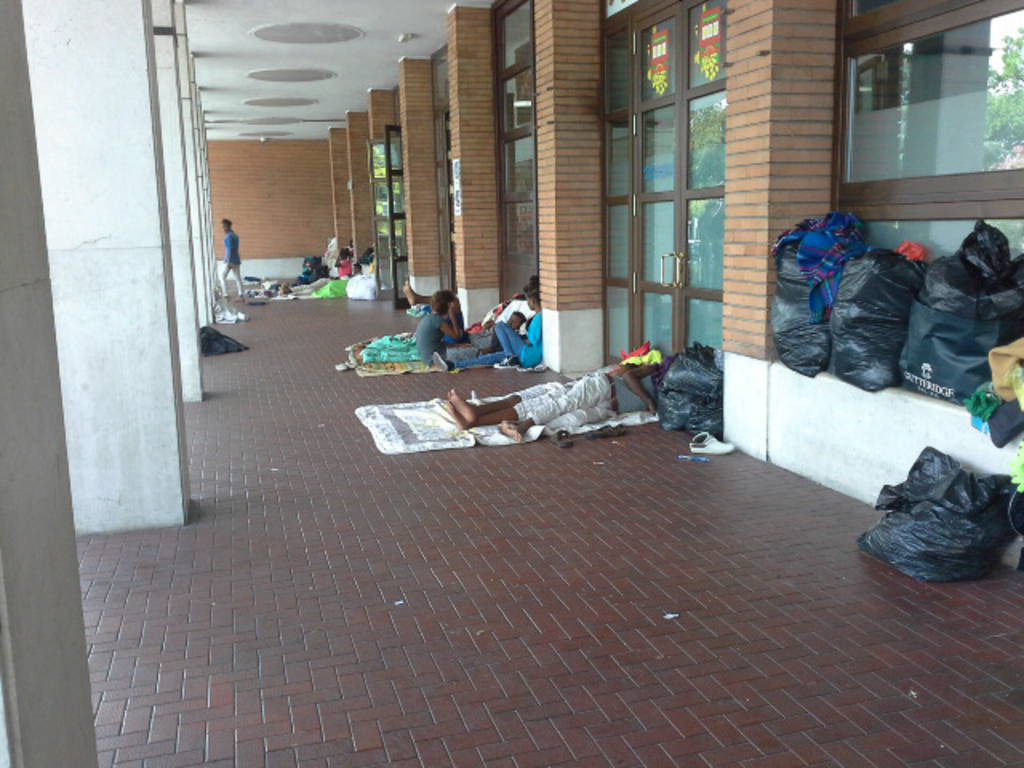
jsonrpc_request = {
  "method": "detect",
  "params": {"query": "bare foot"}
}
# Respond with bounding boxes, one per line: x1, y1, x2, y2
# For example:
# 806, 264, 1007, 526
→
446, 402, 470, 430
499, 420, 528, 443
447, 390, 475, 424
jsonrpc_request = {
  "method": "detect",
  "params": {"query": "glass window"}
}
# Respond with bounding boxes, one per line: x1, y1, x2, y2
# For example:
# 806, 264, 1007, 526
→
391, 180, 404, 215
642, 106, 676, 192
389, 137, 403, 170
607, 287, 630, 358
689, 1, 727, 88
608, 204, 630, 279
371, 143, 387, 180
433, 53, 449, 109
643, 201, 676, 283
689, 92, 727, 188
504, 71, 534, 132
394, 218, 407, 258
373, 182, 389, 217
607, 120, 631, 196
642, 18, 676, 101
688, 299, 723, 348
643, 292, 674, 354
507, 203, 536, 254
687, 198, 724, 290
505, 137, 535, 194
847, 10, 1024, 182
503, 2, 533, 70
606, 30, 630, 112
863, 219, 1024, 255
853, 0, 901, 14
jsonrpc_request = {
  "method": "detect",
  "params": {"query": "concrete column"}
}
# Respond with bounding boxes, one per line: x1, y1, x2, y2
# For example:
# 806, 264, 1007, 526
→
534, 0, 604, 374
400, 58, 443, 294
0, 1, 100, 764
368, 88, 397, 139
448, 5, 501, 323
154, 0, 202, 402
178, 10, 213, 326
328, 127, 353, 248
346, 111, 374, 253
23, 0, 190, 533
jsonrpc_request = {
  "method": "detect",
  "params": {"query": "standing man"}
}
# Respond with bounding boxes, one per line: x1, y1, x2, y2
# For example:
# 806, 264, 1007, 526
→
219, 218, 243, 299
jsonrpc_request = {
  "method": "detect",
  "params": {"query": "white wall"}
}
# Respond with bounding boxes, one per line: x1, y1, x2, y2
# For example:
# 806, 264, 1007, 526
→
0, 0, 100, 763
726, 355, 1017, 504
23, 0, 189, 533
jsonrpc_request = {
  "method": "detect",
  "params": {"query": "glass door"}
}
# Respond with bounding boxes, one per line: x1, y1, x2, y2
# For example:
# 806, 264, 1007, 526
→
370, 125, 408, 308
604, 0, 727, 361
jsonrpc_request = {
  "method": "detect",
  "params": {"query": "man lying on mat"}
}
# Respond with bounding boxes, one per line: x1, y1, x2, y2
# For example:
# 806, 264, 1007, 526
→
444, 363, 660, 441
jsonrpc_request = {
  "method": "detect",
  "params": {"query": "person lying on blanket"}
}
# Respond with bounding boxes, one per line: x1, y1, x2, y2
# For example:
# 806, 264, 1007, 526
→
444, 363, 661, 442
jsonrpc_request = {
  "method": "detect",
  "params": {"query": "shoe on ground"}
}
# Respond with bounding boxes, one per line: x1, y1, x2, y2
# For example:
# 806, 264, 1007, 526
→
431, 351, 452, 371
690, 431, 735, 455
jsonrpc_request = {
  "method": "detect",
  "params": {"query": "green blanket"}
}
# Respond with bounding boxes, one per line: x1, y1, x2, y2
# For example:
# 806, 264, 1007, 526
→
312, 279, 348, 299
361, 334, 420, 363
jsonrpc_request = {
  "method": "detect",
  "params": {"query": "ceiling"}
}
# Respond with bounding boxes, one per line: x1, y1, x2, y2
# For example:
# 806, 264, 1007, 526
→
186, 0, 492, 141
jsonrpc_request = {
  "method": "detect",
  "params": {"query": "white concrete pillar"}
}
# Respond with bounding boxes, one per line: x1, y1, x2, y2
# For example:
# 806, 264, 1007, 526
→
0, 0, 100, 764
154, 0, 202, 402
23, 0, 190, 533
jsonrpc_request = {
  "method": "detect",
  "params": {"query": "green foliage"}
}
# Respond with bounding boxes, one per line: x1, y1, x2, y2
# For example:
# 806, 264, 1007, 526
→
986, 27, 1024, 169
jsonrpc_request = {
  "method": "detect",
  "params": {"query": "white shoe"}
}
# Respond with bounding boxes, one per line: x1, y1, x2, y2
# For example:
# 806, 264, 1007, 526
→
690, 432, 735, 455
431, 351, 449, 371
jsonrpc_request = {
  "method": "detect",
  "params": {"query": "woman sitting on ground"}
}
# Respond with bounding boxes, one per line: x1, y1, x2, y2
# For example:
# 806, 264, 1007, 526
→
452, 289, 543, 370
415, 290, 465, 365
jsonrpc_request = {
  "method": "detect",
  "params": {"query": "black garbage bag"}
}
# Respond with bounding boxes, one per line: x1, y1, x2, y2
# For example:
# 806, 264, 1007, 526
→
919, 221, 1024, 321
900, 300, 1023, 403
830, 250, 926, 391
657, 344, 724, 437
772, 244, 831, 376
857, 447, 1015, 582
200, 326, 249, 356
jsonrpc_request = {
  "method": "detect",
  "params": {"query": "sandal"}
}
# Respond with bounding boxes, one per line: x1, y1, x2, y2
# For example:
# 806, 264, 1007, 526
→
553, 429, 574, 448
585, 425, 626, 440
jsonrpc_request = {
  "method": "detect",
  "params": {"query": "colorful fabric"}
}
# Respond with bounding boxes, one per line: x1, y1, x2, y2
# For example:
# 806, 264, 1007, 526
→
312, 279, 348, 299
362, 334, 420, 364
620, 341, 651, 361
964, 386, 1001, 422
407, 303, 432, 319
622, 350, 663, 367
772, 211, 867, 322
897, 241, 929, 262
989, 338, 1024, 402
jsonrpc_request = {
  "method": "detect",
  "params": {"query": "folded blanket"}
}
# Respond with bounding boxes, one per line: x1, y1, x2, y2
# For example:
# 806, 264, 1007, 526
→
361, 334, 420, 363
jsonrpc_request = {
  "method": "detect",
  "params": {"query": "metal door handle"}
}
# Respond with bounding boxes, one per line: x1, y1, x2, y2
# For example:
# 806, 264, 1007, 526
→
632, 271, 637, 293
675, 251, 687, 288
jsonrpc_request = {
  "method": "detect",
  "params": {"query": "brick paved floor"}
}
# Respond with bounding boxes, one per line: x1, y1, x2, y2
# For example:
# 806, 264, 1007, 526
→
79, 299, 1024, 768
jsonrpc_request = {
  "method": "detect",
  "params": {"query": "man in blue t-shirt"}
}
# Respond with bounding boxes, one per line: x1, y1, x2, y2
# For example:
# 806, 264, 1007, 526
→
218, 218, 243, 299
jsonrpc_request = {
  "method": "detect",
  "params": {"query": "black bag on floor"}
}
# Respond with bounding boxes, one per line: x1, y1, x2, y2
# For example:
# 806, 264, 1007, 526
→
200, 326, 249, 356
857, 447, 1015, 582
830, 250, 926, 392
920, 221, 1024, 322
772, 244, 831, 377
657, 344, 724, 438
899, 301, 1022, 403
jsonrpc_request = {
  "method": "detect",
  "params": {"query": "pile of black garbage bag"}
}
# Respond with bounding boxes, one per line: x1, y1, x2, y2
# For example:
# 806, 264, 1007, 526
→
858, 447, 1015, 581
657, 344, 724, 438
200, 326, 248, 356
901, 221, 1024, 402
772, 220, 1024, 400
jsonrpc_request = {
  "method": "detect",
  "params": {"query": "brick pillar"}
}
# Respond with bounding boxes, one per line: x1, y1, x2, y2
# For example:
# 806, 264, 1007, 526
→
723, 0, 837, 360
721, 0, 838, 458
399, 57, 442, 294
448, 5, 500, 324
369, 88, 397, 139
534, 0, 603, 373
328, 127, 352, 248
345, 111, 374, 253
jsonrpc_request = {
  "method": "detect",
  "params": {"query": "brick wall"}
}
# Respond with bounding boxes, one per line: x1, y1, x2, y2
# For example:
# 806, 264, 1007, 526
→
345, 111, 374, 253
534, 0, 603, 312
723, 0, 838, 358
448, 6, 500, 291
399, 58, 441, 279
207, 140, 333, 260
328, 128, 352, 248
369, 89, 397, 139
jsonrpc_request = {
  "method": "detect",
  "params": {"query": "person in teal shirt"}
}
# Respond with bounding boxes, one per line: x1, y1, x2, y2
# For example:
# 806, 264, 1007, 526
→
518, 290, 543, 368
453, 289, 544, 370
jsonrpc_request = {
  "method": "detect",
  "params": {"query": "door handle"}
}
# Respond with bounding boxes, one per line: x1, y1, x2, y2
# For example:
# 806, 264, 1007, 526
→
675, 251, 687, 288
632, 271, 637, 294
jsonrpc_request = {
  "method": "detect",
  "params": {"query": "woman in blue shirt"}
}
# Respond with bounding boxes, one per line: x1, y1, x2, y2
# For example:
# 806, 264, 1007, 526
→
454, 289, 543, 370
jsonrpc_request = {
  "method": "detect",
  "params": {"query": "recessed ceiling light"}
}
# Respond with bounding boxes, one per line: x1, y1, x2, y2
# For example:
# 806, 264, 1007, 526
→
248, 68, 337, 82
242, 117, 301, 125
239, 131, 294, 137
251, 23, 363, 44
244, 97, 319, 108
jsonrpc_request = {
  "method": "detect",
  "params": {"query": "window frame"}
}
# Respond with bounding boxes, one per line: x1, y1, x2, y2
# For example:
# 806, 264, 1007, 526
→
494, 0, 538, 298
835, 0, 1024, 220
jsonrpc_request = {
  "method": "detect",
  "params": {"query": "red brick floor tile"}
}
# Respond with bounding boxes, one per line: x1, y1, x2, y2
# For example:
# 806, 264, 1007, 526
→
76, 300, 1024, 767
